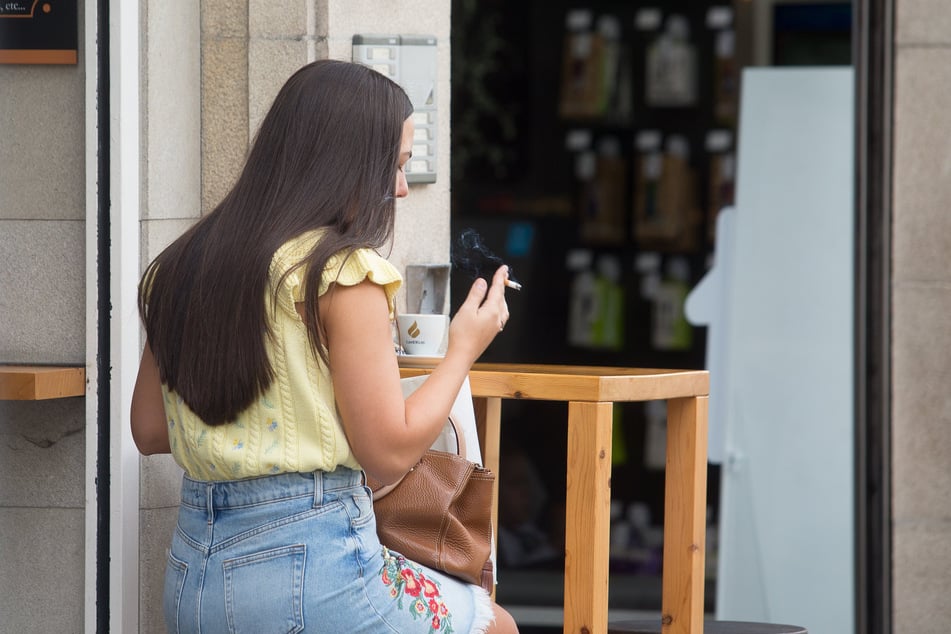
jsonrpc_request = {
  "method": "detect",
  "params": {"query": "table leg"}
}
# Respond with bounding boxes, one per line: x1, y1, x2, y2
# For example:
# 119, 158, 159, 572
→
564, 401, 613, 634
662, 396, 709, 634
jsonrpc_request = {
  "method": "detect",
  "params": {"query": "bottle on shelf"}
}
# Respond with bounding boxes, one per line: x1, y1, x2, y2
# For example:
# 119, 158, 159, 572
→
652, 256, 693, 351
645, 14, 698, 108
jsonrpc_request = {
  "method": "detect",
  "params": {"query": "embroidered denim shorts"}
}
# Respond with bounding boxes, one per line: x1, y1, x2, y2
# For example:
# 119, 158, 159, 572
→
164, 467, 494, 633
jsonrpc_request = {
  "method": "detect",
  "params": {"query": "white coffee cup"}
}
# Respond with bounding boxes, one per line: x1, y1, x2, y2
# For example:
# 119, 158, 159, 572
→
396, 313, 449, 356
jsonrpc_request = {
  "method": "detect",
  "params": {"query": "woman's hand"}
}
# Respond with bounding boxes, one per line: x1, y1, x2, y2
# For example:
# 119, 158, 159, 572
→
445, 265, 511, 366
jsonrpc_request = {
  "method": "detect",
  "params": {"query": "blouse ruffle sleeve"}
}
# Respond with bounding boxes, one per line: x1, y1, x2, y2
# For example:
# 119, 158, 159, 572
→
272, 231, 402, 318
315, 249, 403, 318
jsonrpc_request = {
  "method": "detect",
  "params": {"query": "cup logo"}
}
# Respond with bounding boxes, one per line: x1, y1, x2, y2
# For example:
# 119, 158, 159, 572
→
407, 321, 421, 338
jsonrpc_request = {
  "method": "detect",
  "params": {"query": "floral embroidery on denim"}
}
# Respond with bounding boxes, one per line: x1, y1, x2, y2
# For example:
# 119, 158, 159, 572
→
380, 547, 454, 633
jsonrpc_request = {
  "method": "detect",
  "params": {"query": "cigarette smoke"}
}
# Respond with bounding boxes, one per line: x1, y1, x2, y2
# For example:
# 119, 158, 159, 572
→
452, 229, 520, 285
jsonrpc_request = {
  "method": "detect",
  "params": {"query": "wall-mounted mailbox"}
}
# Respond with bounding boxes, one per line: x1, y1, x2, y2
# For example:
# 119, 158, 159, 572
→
404, 264, 450, 314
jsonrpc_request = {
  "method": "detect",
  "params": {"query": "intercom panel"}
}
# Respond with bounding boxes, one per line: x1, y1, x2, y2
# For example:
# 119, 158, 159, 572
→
353, 34, 438, 184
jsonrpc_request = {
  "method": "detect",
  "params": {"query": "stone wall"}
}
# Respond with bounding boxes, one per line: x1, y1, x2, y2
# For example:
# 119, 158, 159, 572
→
0, 5, 87, 631
891, 1, 951, 631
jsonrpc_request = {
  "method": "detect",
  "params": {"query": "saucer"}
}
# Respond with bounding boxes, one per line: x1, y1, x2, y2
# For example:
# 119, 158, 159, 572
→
396, 354, 444, 368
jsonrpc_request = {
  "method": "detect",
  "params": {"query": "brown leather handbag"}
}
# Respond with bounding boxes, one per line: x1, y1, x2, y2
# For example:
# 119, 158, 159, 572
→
369, 379, 496, 592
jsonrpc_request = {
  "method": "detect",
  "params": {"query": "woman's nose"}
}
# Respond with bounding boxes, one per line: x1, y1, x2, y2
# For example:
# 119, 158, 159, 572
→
395, 172, 409, 198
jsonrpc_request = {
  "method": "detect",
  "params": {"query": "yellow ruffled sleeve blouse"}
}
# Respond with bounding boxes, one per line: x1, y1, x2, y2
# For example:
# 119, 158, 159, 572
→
164, 230, 402, 480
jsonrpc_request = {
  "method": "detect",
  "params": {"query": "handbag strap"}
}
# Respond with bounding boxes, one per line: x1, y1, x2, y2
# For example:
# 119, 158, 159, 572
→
370, 413, 467, 501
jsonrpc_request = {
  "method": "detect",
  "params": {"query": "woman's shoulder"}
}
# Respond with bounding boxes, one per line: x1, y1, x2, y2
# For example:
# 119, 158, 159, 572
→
272, 230, 399, 281
273, 228, 325, 270
271, 230, 402, 306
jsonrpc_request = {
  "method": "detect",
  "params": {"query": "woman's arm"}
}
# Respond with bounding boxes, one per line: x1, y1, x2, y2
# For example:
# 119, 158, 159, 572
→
324, 266, 510, 485
130, 342, 172, 455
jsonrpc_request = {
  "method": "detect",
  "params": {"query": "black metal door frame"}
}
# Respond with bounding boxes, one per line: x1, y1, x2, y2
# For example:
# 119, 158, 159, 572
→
854, 1, 893, 633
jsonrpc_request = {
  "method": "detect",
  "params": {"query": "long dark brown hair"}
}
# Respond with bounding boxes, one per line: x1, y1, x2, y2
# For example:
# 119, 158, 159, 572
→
139, 60, 414, 425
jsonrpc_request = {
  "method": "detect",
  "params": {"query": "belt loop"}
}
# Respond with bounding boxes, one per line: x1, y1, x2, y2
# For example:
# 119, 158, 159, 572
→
205, 483, 214, 525
312, 470, 323, 508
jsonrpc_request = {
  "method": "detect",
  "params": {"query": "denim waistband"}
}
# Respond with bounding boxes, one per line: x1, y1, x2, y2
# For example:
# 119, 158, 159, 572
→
179, 468, 365, 511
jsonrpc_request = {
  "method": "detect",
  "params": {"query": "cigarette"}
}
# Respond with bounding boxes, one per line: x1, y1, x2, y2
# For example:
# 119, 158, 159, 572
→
505, 279, 522, 291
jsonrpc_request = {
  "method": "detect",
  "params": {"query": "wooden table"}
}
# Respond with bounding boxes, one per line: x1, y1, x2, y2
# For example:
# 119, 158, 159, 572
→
399, 362, 709, 634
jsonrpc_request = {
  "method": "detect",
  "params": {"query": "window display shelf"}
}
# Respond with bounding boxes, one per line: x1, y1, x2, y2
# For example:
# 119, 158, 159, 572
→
0, 365, 86, 400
